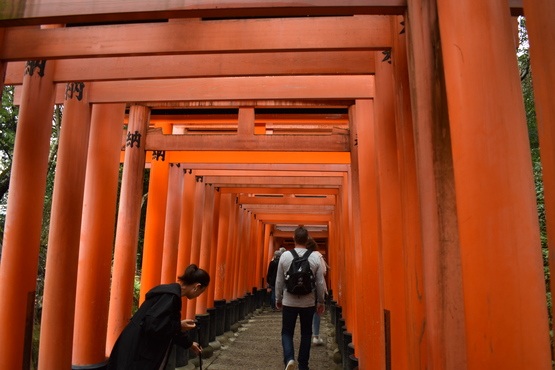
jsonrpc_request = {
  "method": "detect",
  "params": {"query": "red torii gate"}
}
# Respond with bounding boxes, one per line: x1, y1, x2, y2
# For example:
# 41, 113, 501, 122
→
0, 1, 553, 370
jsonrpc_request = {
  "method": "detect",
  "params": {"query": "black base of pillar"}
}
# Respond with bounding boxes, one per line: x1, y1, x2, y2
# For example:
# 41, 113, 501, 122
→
72, 360, 108, 370
342, 331, 353, 370
224, 301, 233, 332
207, 307, 217, 342
214, 299, 226, 336
195, 313, 211, 348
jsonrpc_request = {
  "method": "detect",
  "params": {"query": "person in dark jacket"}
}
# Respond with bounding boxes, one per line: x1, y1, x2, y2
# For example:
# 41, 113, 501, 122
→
267, 249, 282, 310
107, 264, 210, 370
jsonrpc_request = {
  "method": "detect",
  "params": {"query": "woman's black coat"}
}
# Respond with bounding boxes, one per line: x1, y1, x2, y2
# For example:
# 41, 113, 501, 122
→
107, 283, 193, 369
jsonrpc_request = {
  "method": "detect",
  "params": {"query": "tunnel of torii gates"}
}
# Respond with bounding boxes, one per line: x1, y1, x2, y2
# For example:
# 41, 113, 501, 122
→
0, 0, 553, 369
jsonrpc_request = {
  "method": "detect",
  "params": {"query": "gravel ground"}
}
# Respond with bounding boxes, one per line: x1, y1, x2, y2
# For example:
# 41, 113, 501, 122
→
200, 307, 342, 370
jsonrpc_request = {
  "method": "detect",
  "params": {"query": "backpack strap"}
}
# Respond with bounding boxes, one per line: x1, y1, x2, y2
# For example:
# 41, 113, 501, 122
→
290, 249, 299, 259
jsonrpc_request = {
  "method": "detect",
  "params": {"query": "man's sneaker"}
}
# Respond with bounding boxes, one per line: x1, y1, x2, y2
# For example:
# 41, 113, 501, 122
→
285, 359, 296, 370
312, 337, 324, 345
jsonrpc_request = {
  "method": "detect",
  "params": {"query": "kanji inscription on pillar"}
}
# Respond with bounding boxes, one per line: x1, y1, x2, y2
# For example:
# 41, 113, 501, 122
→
152, 150, 165, 161
65, 82, 86, 101
126, 131, 142, 148
24, 60, 47, 77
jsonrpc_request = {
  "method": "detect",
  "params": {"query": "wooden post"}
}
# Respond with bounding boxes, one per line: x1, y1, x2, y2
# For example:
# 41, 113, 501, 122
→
405, 2, 467, 368
186, 179, 206, 318
232, 208, 245, 298
391, 15, 428, 369
437, 0, 552, 367
225, 195, 240, 301
177, 169, 197, 318
106, 105, 150, 353
214, 193, 232, 300
522, 0, 555, 360
374, 54, 409, 370
349, 99, 385, 369
72, 103, 125, 367
207, 188, 221, 307
160, 164, 184, 284
0, 60, 56, 369
139, 124, 171, 303
196, 184, 215, 314
38, 81, 91, 369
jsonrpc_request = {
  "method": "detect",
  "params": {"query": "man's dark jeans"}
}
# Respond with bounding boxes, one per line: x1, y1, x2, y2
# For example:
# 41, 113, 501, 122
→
281, 305, 315, 370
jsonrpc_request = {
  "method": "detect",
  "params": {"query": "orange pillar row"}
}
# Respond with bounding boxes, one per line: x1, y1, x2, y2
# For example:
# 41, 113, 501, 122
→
234, 209, 247, 298
225, 195, 240, 301
38, 82, 92, 370
404, 2, 467, 368
207, 189, 221, 308
374, 55, 409, 370
342, 173, 357, 346
261, 223, 272, 289
160, 164, 184, 284
391, 14, 428, 370
0, 60, 56, 369
437, 0, 552, 368
139, 126, 171, 303
196, 184, 215, 314
177, 170, 196, 318
214, 192, 232, 301
72, 103, 126, 367
523, 0, 555, 357
248, 214, 259, 290
350, 99, 385, 369
106, 105, 150, 354
186, 179, 206, 319
327, 218, 338, 303
232, 207, 245, 299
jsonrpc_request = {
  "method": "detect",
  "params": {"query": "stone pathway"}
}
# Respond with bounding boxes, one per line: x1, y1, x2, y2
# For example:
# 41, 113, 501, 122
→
200, 307, 341, 370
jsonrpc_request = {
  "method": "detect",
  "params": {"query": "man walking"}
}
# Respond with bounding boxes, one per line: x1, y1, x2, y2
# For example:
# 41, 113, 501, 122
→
275, 227, 326, 370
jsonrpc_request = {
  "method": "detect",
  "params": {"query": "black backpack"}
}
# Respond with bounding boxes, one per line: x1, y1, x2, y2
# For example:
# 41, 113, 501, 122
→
285, 249, 315, 295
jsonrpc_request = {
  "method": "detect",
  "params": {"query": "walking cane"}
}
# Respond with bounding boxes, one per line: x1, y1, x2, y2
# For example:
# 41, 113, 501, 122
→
195, 319, 203, 370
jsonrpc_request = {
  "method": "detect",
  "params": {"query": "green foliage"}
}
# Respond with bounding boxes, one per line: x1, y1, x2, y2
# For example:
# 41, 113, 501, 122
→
0, 86, 19, 247
519, 18, 552, 344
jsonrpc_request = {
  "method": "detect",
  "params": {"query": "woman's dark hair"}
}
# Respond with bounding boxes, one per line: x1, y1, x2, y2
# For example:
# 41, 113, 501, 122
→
178, 264, 210, 287
306, 237, 318, 252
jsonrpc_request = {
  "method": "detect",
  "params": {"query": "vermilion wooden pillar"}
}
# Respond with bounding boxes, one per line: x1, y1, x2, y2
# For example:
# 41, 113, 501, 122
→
328, 217, 338, 301
106, 105, 150, 353
225, 195, 240, 301
186, 179, 205, 318
342, 173, 356, 330
253, 218, 262, 289
0, 60, 56, 369
38, 82, 91, 370
391, 15, 428, 369
437, 1, 551, 367
262, 224, 273, 288
232, 208, 246, 298
196, 184, 215, 314
350, 99, 385, 369
404, 3, 467, 368
160, 164, 184, 284
523, 0, 555, 357
236, 210, 250, 297
177, 169, 196, 318
374, 56, 409, 370
140, 124, 171, 302
214, 192, 232, 300
207, 188, 221, 307
72, 103, 125, 367
249, 215, 259, 289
